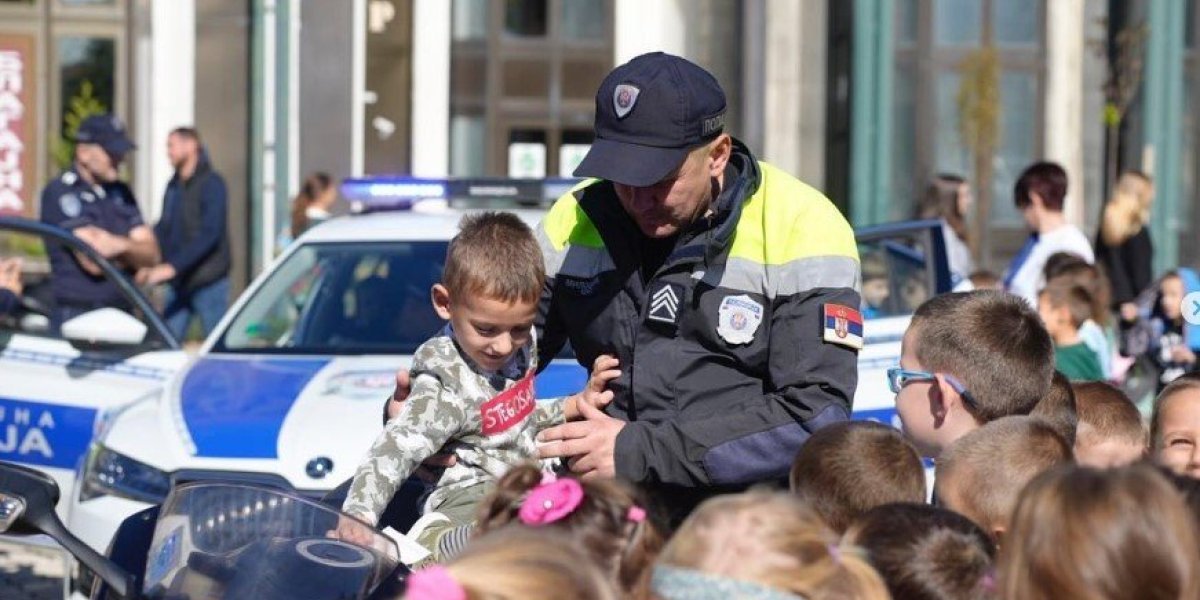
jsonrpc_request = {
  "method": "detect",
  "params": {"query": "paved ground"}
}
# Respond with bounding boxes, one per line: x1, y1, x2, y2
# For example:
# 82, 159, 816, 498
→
0, 539, 65, 600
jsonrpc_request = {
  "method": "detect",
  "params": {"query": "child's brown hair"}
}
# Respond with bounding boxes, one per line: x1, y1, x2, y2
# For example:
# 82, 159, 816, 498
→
844, 503, 997, 600
1072, 381, 1147, 449
652, 491, 889, 600
1039, 278, 1094, 329
934, 416, 1072, 539
475, 463, 662, 595
1030, 371, 1079, 448
1044, 252, 1113, 327
911, 291, 1054, 421
789, 421, 925, 533
999, 464, 1200, 600
442, 212, 544, 303
422, 527, 619, 600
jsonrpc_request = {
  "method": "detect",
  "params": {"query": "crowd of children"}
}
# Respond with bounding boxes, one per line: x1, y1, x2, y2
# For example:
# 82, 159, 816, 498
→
333, 208, 1200, 599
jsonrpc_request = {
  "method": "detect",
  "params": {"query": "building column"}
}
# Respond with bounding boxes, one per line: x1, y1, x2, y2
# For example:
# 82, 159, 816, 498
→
849, 0, 891, 226
410, 0, 449, 177
613, 0, 686, 63
762, 0, 826, 187
141, 0, 195, 221
1143, 0, 1186, 276
1043, 0, 1085, 228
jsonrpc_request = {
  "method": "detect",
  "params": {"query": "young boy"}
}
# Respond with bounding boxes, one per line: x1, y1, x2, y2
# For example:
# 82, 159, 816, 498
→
1121, 271, 1199, 392
891, 290, 1055, 458
1038, 279, 1104, 381
861, 252, 890, 318
341, 212, 615, 559
788, 421, 926, 533
1072, 381, 1147, 468
934, 416, 1072, 542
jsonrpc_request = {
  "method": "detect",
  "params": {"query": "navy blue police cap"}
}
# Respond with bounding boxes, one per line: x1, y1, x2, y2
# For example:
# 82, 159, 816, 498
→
74, 114, 136, 160
573, 52, 727, 187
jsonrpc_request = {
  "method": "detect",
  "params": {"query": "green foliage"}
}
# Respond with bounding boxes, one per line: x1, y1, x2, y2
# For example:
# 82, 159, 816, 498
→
956, 46, 1001, 158
51, 80, 108, 171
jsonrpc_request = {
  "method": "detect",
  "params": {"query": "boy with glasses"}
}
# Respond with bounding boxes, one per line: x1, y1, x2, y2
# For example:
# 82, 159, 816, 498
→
887, 290, 1055, 458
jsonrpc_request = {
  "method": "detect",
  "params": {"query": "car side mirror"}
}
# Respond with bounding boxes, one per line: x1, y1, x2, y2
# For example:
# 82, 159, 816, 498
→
61, 307, 148, 348
0, 461, 135, 597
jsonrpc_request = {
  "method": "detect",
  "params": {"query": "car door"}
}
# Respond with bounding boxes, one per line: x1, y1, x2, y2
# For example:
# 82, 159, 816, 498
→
852, 219, 953, 426
0, 217, 188, 516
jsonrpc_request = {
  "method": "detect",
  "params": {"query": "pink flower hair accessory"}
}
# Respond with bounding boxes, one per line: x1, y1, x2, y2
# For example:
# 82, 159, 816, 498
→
405, 565, 465, 600
626, 505, 646, 523
518, 477, 585, 526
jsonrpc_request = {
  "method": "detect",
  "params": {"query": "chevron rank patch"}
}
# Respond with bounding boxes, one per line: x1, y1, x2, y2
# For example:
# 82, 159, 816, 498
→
648, 282, 682, 325
822, 304, 864, 350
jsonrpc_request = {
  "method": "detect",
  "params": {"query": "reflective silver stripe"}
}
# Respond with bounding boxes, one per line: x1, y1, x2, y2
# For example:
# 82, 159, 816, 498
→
535, 225, 568, 278
537, 223, 615, 280
700, 256, 862, 297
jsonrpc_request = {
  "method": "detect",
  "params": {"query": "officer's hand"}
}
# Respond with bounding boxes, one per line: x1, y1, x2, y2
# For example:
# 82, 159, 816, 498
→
0, 258, 22, 296
386, 368, 457, 479
538, 400, 623, 480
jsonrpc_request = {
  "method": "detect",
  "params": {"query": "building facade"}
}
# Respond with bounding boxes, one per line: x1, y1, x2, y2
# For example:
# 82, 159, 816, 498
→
1, 0, 1195, 290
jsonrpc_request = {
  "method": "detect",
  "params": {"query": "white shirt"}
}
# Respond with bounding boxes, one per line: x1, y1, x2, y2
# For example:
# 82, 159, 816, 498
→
1006, 224, 1094, 307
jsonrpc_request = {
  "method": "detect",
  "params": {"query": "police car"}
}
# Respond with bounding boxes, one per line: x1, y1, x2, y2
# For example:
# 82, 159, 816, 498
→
3, 179, 949, 595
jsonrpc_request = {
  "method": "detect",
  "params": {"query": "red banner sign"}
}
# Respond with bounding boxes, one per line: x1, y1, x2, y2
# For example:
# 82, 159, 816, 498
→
0, 34, 36, 217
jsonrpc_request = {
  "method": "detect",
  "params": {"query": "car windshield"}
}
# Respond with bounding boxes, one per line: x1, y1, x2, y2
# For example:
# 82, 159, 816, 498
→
214, 241, 447, 355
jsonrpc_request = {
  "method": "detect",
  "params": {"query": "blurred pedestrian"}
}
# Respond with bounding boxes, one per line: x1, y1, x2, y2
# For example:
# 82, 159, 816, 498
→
1004, 162, 1094, 307
39, 114, 160, 331
1096, 171, 1154, 322
916, 173, 973, 286
290, 172, 337, 239
139, 127, 231, 339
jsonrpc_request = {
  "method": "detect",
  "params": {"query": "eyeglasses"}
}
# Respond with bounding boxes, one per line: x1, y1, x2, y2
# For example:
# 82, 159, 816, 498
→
886, 367, 979, 411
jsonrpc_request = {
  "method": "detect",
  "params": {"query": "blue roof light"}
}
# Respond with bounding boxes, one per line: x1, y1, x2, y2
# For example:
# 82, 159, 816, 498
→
340, 177, 584, 214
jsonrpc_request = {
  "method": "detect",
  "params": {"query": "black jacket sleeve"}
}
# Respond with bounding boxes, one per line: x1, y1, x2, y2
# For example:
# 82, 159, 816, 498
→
613, 286, 859, 487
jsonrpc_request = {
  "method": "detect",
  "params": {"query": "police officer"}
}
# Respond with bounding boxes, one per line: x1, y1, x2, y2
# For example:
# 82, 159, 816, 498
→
531, 52, 862, 520
40, 114, 159, 330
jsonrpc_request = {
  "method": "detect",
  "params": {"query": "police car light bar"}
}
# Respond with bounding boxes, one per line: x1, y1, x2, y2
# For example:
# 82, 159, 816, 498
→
341, 177, 583, 214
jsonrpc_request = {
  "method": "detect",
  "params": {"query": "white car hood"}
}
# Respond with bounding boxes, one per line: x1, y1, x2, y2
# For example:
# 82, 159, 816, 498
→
106, 354, 408, 491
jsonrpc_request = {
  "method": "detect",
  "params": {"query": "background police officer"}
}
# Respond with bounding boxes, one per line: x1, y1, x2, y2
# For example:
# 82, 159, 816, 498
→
39, 114, 160, 330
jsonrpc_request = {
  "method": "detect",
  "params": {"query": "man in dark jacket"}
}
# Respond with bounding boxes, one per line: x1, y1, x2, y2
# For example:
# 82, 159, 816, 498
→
139, 127, 231, 339
532, 52, 862, 520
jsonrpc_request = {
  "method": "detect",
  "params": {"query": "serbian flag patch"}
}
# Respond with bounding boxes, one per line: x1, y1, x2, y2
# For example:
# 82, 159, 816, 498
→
822, 304, 864, 350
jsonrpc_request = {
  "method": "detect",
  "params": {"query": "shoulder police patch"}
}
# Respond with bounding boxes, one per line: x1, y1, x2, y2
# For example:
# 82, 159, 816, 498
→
822, 304, 864, 350
717, 294, 763, 345
59, 193, 82, 218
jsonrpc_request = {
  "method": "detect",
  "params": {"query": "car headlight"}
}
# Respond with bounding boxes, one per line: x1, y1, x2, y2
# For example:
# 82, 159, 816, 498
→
79, 444, 170, 504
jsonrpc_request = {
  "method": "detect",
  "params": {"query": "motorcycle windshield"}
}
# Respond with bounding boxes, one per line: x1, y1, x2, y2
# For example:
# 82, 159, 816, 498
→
142, 482, 399, 600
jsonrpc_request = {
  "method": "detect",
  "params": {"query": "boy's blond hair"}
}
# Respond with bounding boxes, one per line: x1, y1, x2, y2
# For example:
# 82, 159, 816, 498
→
444, 527, 618, 600
789, 421, 926, 533
443, 212, 544, 303
657, 491, 890, 600
936, 416, 1072, 537
1072, 381, 1147, 449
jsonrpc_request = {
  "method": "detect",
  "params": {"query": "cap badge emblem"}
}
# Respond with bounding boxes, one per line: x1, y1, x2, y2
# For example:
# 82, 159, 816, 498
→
613, 84, 640, 119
